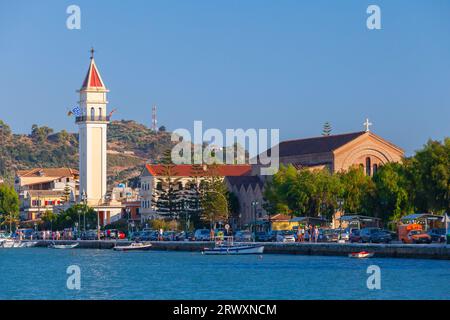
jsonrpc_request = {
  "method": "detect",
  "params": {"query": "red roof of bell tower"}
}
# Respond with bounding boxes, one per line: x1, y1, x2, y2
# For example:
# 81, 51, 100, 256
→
80, 48, 106, 90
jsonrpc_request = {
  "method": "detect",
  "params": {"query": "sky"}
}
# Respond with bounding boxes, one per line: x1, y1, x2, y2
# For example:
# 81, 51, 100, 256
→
0, 0, 449, 156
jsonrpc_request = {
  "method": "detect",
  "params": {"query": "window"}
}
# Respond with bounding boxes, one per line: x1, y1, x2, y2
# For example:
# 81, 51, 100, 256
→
99, 107, 103, 120
373, 164, 378, 175
90, 107, 95, 120
365, 157, 371, 176
156, 182, 163, 190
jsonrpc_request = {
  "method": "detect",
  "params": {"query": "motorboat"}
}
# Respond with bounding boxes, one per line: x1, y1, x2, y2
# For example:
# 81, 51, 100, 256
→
203, 236, 264, 255
348, 251, 374, 258
0, 239, 25, 248
49, 243, 79, 249
113, 242, 152, 251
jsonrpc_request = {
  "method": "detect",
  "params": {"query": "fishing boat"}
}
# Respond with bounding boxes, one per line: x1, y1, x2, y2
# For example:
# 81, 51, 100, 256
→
113, 242, 152, 251
203, 236, 264, 255
49, 243, 79, 249
348, 251, 374, 258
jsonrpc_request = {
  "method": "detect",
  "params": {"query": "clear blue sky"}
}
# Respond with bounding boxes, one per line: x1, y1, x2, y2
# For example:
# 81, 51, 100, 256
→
0, 0, 449, 155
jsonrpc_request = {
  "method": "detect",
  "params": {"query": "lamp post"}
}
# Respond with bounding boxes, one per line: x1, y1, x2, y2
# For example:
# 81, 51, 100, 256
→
251, 200, 259, 242
126, 207, 131, 240
337, 198, 344, 240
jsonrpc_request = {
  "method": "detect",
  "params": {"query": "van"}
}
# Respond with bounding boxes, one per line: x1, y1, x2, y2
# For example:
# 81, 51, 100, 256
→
398, 223, 431, 244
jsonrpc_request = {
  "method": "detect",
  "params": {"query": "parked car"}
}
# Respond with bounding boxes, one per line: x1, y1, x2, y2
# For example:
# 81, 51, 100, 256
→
318, 229, 339, 242
360, 228, 392, 243
162, 231, 177, 241
349, 229, 362, 243
255, 231, 271, 242
193, 229, 211, 241
274, 230, 296, 243
234, 230, 253, 242
428, 228, 446, 243
407, 230, 432, 244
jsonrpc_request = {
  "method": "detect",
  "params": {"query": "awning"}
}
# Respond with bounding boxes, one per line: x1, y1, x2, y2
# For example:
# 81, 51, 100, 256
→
401, 213, 443, 222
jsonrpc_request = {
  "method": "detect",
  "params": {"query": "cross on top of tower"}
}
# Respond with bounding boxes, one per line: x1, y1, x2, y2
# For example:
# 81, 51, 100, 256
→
90, 47, 95, 59
363, 118, 373, 132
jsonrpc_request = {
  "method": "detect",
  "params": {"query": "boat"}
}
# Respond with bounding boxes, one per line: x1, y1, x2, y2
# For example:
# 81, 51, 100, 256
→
113, 242, 152, 251
203, 236, 264, 255
49, 243, 79, 249
348, 251, 374, 258
0, 239, 25, 248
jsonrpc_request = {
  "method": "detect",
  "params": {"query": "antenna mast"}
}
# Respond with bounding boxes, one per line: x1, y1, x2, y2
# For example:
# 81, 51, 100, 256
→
151, 105, 158, 131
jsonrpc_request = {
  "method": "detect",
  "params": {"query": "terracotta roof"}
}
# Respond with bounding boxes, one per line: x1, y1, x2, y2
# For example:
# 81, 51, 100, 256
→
16, 168, 79, 178
145, 164, 251, 177
270, 214, 292, 221
277, 132, 366, 157
226, 176, 264, 191
80, 58, 106, 90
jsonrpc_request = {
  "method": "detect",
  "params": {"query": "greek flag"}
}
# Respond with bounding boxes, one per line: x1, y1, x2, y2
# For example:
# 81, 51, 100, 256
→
71, 106, 82, 117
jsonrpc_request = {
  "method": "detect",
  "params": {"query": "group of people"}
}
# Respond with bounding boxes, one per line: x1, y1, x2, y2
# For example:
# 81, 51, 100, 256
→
296, 224, 320, 242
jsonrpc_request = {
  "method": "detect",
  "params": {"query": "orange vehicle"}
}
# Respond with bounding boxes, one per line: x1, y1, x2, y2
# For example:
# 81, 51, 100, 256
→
398, 223, 432, 244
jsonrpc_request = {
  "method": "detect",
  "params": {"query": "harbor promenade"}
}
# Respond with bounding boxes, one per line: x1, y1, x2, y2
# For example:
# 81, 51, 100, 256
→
31, 240, 450, 260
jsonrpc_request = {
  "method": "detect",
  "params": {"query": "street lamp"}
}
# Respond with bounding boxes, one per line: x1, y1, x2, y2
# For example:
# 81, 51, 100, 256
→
126, 207, 131, 239
251, 200, 259, 242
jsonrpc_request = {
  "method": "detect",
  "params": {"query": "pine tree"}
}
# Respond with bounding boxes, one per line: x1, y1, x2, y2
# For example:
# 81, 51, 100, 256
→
61, 183, 72, 203
322, 122, 332, 136
151, 149, 184, 222
182, 163, 205, 230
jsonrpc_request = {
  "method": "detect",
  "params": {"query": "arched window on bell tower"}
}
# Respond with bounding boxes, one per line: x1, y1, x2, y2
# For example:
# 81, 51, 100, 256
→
90, 107, 95, 121
365, 157, 371, 176
99, 107, 102, 120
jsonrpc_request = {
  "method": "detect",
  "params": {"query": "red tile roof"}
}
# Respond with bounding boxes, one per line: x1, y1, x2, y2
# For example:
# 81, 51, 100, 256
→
145, 164, 252, 177
81, 58, 105, 90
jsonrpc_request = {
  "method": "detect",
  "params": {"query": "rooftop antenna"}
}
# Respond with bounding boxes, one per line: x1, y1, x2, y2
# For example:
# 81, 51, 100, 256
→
151, 105, 158, 131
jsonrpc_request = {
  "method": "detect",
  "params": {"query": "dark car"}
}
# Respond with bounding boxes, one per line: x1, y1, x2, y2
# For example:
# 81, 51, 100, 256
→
255, 231, 271, 242
360, 228, 391, 243
318, 229, 339, 242
349, 229, 362, 243
428, 228, 446, 243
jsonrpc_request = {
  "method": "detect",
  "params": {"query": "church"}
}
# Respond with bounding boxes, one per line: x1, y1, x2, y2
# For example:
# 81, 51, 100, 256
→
228, 126, 404, 226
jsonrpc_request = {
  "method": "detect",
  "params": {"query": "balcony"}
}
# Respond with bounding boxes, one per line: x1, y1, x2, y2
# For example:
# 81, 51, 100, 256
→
75, 115, 111, 123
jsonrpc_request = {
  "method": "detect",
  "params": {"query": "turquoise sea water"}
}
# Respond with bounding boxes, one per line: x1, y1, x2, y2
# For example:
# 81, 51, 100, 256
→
0, 248, 449, 300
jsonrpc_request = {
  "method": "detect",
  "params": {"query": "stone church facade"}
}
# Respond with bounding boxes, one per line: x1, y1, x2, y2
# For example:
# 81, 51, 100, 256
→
229, 130, 404, 226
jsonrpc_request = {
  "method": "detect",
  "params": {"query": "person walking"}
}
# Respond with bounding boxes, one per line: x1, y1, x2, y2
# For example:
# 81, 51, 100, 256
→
309, 225, 313, 242
314, 225, 319, 243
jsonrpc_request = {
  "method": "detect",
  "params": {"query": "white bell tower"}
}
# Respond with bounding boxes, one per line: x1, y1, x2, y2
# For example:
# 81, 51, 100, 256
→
76, 48, 109, 205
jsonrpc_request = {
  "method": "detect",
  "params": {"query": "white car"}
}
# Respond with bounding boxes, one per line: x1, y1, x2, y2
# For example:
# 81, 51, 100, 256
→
276, 231, 296, 243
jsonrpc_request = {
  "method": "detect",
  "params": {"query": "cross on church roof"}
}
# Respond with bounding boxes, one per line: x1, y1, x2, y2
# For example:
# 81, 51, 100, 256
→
363, 118, 373, 132
90, 47, 95, 59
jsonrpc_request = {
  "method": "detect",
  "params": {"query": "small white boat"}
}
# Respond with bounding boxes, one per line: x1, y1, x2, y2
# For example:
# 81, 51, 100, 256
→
113, 242, 152, 251
203, 236, 265, 255
348, 251, 374, 258
49, 243, 79, 249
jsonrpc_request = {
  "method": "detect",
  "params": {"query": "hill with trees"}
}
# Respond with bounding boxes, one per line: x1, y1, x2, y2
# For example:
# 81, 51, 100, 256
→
0, 119, 173, 187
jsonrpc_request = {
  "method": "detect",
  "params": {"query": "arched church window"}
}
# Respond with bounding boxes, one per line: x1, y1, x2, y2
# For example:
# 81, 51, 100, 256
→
373, 164, 378, 175
99, 107, 103, 120
90, 107, 95, 120
365, 157, 371, 176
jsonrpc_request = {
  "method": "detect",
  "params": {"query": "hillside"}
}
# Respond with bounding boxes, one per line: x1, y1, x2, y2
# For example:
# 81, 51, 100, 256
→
0, 119, 173, 187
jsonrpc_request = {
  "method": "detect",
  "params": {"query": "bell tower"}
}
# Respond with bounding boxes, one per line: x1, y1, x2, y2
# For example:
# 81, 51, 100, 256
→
76, 48, 109, 205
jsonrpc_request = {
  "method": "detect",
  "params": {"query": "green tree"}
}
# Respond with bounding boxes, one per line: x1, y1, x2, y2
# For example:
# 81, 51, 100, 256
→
410, 138, 449, 214
0, 184, 20, 232
370, 162, 414, 222
61, 184, 72, 203
152, 149, 184, 221
200, 164, 229, 228
40, 210, 57, 230
338, 166, 374, 214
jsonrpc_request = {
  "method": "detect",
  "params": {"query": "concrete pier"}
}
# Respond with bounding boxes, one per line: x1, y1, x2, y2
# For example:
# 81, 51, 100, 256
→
32, 240, 450, 260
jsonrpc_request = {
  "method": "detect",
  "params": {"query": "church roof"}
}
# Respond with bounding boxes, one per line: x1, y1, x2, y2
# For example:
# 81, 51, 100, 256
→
80, 57, 106, 90
278, 131, 366, 157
